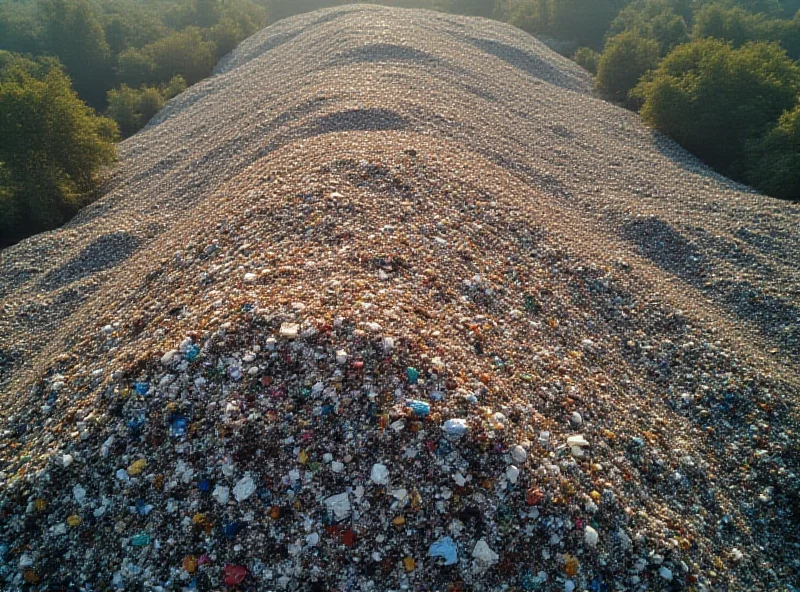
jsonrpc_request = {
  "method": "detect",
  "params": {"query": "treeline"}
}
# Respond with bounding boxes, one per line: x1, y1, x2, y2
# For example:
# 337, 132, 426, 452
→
499, 0, 800, 199
1, 0, 267, 125
0, 0, 268, 246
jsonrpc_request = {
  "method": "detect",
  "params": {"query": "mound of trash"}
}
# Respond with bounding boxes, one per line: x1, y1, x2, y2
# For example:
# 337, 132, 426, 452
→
0, 5, 798, 591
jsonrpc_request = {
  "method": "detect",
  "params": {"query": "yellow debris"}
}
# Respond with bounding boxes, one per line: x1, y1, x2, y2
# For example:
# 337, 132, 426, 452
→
128, 458, 147, 476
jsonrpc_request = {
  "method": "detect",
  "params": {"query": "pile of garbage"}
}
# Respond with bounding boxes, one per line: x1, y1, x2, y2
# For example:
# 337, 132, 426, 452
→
0, 5, 798, 592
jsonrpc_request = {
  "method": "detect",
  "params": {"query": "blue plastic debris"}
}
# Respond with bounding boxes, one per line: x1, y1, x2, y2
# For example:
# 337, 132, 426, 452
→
406, 367, 420, 385
436, 438, 453, 457
185, 344, 201, 362
223, 521, 244, 539
198, 479, 211, 493
406, 399, 430, 417
170, 415, 189, 437
133, 382, 150, 396
127, 417, 145, 435
428, 536, 458, 565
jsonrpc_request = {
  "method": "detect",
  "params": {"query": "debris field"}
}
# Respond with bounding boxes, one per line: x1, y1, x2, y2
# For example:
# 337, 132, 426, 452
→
0, 5, 798, 592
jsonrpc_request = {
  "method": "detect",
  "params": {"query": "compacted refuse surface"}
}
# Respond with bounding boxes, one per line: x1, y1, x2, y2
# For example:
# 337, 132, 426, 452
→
0, 5, 799, 591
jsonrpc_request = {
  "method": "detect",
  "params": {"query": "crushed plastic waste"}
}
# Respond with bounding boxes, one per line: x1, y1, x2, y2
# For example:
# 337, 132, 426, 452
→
0, 6, 796, 592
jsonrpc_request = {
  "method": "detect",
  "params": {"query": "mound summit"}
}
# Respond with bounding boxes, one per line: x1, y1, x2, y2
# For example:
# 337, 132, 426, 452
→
0, 4, 798, 591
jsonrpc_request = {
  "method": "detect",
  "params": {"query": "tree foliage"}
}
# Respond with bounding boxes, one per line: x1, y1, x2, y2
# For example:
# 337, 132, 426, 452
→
597, 31, 660, 103
608, 0, 689, 54
39, 0, 115, 108
107, 76, 185, 137
141, 27, 217, 86
745, 104, 800, 197
0, 56, 117, 246
634, 39, 800, 173
573, 46, 600, 73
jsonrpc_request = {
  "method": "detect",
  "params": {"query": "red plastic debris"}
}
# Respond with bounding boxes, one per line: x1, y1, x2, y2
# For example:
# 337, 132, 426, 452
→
224, 564, 247, 586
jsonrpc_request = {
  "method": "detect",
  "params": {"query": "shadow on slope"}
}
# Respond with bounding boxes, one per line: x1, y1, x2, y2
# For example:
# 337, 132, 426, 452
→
333, 43, 437, 64
464, 36, 588, 92
623, 217, 799, 359
39, 232, 142, 292
259, 108, 410, 157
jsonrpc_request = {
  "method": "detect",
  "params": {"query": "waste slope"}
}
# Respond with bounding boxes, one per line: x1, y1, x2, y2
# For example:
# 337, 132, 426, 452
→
0, 5, 798, 591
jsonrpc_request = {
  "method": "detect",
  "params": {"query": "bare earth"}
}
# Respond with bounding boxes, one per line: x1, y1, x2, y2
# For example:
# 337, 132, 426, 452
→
0, 5, 798, 591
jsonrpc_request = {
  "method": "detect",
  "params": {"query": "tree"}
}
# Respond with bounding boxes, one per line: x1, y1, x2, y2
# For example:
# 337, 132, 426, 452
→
505, 0, 550, 33
106, 76, 185, 138
117, 48, 156, 87
38, 0, 114, 108
596, 31, 660, 104
633, 39, 800, 173
608, 0, 689, 54
0, 56, 117, 246
549, 0, 631, 49
573, 46, 600, 73
205, 16, 246, 59
140, 28, 216, 86
745, 104, 800, 198
164, 0, 222, 29
0, 2, 42, 55
100, 2, 166, 54
692, 4, 763, 46
162, 75, 187, 100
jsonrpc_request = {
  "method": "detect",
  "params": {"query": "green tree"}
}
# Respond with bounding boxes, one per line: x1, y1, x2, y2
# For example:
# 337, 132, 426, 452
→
205, 16, 246, 59
608, 0, 689, 54
117, 48, 156, 87
164, 0, 222, 29
100, 2, 166, 53
0, 2, 42, 55
596, 31, 660, 104
633, 39, 800, 173
505, 0, 550, 33
573, 46, 600, 73
140, 27, 216, 86
692, 4, 763, 46
162, 75, 187, 100
106, 76, 185, 138
550, 0, 631, 49
745, 104, 800, 198
0, 57, 117, 246
38, 0, 114, 108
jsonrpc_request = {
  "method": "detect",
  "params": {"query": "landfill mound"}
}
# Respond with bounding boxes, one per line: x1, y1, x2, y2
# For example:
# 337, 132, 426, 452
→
1, 5, 799, 591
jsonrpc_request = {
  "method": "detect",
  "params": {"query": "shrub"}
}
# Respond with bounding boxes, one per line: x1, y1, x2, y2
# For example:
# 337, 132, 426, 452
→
0, 59, 117, 246
608, 0, 689, 55
633, 39, 800, 173
573, 46, 600, 73
745, 104, 800, 198
596, 31, 660, 104
141, 27, 216, 86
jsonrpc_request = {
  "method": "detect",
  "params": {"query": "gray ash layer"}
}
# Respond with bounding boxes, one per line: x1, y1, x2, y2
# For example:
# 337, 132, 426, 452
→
0, 5, 798, 592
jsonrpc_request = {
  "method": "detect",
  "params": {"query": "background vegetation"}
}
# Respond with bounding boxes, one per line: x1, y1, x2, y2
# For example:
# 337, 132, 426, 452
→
1, 0, 798, 247
499, 0, 800, 198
